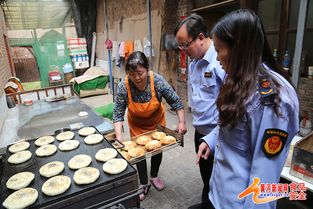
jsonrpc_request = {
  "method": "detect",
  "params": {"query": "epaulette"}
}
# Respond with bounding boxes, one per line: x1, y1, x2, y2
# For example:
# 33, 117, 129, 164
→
258, 76, 277, 106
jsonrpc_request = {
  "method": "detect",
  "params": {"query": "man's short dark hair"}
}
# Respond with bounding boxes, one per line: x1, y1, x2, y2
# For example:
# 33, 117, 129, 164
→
174, 13, 209, 39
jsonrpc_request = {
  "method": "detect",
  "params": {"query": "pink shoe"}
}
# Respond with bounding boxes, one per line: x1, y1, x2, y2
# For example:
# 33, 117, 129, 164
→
139, 184, 151, 201
150, 177, 165, 191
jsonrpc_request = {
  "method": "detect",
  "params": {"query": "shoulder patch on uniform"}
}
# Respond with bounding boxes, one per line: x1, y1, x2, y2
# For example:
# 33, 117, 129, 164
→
258, 76, 277, 105
262, 129, 288, 158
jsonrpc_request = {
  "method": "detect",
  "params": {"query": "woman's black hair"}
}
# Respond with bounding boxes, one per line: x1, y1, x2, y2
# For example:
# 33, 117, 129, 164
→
125, 51, 149, 72
174, 13, 209, 39
211, 9, 290, 127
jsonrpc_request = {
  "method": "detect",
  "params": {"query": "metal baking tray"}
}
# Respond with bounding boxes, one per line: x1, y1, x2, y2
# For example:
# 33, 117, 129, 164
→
120, 125, 184, 165
0, 127, 137, 209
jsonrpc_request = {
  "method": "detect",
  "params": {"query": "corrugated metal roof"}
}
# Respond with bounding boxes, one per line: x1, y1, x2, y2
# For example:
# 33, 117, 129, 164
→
2, 0, 72, 30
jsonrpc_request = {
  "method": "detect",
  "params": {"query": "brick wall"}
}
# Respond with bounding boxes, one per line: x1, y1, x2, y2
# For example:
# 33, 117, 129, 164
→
0, 7, 11, 133
0, 7, 12, 95
298, 78, 313, 120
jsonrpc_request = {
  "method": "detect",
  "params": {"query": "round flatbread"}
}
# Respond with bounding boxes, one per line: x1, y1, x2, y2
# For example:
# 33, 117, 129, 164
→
68, 154, 92, 169
58, 140, 80, 151
2, 188, 38, 209
42, 175, 71, 196
151, 131, 166, 140
35, 144, 57, 157
56, 131, 75, 141
103, 158, 128, 175
84, 134, 104, 145
136, 135, 152, 145
78, 127, 96, 136
8, 141, 30, 153
145, 140, 162, 151
6, 172, 35, 190
160, 136, 176, 145
95, 148, 118, 162
122, 141, 137, 151
40, 161, 65, 178
78, 111, 88, 117
8, 150, 32, 164
73, 167, 100, 185
35, 136, 55, 146
128, 147, 146, 158
119, 150, 131, 161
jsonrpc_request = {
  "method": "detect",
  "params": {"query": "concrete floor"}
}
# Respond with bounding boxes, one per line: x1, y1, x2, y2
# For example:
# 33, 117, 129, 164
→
81, 94, 203, 209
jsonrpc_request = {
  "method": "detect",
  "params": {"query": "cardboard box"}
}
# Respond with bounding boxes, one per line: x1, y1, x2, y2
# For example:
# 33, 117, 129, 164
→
289, 132, 313, 184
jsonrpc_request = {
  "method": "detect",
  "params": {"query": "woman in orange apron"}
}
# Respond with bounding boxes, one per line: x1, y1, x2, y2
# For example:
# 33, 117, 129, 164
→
113, 51, 186, 200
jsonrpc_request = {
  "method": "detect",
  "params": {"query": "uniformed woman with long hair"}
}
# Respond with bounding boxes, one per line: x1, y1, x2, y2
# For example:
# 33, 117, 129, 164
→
197, 9, 299, 209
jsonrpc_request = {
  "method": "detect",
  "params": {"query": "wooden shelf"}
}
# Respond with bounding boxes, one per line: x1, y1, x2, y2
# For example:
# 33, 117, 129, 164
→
191, 0, 238, 12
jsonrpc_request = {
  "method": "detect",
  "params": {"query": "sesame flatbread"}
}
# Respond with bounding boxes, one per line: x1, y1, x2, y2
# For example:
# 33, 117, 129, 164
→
8, 150, 32, 164
42, 175, 71, 196
35, 136, 55, 146
160, 136, 176, 145
84, 134, 104, 145
6, 172, 35, 190
35, 144, 57, 157
78, 127, 96, 136
56, 131, 75, 141
122, 141, 137, 151
68, 154, 92, 169
136, 135, 152, 145
119, 150, 131, 161
2, 188, 38, 209
58, 140, 80, 151
128, 147, 146, 158
145, 140, 162, 151
151, 131, 166, 140
95, 148, 117, 162
103, 158, 128, 175
73, 167, 100, 185
8, 141, 30, 153
39, 161, 65, 178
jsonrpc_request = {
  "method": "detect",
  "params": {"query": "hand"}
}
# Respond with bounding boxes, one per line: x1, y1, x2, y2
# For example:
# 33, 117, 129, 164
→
196, 142, 210, 164
176, 121, 187, 135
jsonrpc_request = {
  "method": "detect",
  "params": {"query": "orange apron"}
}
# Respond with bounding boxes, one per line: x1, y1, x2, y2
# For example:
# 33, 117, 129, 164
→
126, 71, 166, 137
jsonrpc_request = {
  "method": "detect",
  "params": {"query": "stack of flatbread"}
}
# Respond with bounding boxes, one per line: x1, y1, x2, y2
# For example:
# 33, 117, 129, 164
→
42, 175, 71, 196
6, 172, 35, 190
2, 188, 38, 209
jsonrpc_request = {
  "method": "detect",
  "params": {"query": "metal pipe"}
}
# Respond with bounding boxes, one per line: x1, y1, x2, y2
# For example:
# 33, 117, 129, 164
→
104, 0, 114, 95
291, 0, 308, 88
146, 0, 153, 68
90, 32, 97, 67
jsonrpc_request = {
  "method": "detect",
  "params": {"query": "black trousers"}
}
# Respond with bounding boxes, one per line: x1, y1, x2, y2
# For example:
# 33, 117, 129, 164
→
136, 153, 162, 185
195, 130, 214, 209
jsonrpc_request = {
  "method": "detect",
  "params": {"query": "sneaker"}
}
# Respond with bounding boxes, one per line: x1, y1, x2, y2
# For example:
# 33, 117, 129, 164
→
150, 177, 165, 191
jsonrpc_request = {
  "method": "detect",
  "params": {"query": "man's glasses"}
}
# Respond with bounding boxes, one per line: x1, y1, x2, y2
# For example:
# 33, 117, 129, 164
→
178, 36, 197, 51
